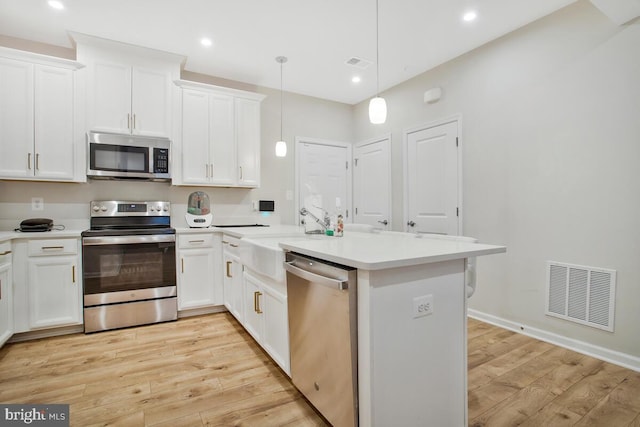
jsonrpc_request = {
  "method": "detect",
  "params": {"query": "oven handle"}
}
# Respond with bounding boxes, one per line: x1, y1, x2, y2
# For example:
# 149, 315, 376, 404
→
82, 235, 176, 246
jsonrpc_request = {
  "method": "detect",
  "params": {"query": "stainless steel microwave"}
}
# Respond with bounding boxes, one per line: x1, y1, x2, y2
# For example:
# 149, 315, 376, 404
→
87, 131, 171, 181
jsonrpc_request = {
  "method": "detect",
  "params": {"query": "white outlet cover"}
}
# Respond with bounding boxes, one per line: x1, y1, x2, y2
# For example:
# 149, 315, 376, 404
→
31, 197, 44, 211
412, 294, 434, 318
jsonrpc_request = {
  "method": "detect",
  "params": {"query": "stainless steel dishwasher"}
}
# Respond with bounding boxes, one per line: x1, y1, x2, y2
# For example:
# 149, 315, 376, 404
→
284, 252, 358, 427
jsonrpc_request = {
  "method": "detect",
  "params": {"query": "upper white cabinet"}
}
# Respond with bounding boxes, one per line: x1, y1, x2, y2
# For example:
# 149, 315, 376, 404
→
174, 80, 265, 188
0, 48, 84, 182
73, 32, 184, 137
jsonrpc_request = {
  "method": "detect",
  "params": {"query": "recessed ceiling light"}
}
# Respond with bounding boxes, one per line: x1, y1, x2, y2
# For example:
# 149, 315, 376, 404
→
48, 0, 64, 10
200, 38, 213, 47
352, 76, 361, 84
463, 11, 477, 22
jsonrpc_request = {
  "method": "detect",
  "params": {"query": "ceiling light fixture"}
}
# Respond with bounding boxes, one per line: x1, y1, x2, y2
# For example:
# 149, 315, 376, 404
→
275, 56, 288, 158
48, 0, 64, 10
463, 11, 477, 22
369, 0, 387, 124
200, 38, 212, 47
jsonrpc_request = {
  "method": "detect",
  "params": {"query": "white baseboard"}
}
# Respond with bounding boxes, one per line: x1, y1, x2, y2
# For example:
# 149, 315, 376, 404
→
468, 309, 640, 373
178, 305, 227, 318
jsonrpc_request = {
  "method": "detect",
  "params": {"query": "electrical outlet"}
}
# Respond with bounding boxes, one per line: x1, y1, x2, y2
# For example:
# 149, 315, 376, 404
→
413, 294, 434, 318
31, 197, 44, 211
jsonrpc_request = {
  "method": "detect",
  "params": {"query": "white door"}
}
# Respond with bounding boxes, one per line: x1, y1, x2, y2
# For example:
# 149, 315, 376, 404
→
90, 60, 131, 134
131, 65, 171, 137
405, 120, 460, 235
354, 135, 391, 229
296, 139, 350, 226
236, 98, 261, 187
181, 89, 210, 184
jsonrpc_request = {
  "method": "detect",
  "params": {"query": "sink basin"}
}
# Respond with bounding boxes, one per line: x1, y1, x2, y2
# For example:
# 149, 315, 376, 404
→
240, 234, 330, 283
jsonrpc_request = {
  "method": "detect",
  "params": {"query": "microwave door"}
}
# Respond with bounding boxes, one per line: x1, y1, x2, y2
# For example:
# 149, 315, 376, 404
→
88, 143, 149, 178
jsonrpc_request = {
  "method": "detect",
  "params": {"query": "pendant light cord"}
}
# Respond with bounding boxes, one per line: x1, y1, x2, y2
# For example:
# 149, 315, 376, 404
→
280, 59, 283, 140
376, 0, 380, 97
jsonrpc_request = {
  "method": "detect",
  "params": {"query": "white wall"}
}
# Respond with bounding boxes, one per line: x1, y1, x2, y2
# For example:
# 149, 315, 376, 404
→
354, 1, 640, 359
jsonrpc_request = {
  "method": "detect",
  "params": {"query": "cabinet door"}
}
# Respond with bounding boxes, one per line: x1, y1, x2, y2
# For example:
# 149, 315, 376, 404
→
0, 57, 33, 178
131, 66, 171, 137
235, 98, 261, 187
34, 65, 75, 180
181, 89, 210, 184
263, 287, 290, 375
28, 255, 81, 329
90, 60, 131, 134
243, 273, 263, 342
178, 248, 216, 310
0, 262, 13, 347
209, 94, 236, 185
223, 253, 243, 322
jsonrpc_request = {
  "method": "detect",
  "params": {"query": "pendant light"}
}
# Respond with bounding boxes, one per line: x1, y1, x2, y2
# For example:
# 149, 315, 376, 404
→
369, 0, 387, 124
275, 56, 288, 157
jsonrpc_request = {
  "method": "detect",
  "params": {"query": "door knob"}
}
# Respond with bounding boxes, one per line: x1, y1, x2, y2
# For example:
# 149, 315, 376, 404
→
378, 220, 388, 225
407, 221, 416, 227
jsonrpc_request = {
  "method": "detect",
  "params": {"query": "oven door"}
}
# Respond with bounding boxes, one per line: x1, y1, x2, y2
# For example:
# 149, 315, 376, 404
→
82, 234, 176, 306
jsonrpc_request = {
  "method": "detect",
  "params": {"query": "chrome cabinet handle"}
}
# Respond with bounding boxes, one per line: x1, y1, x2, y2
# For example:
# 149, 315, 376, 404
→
378, 220, 388, 225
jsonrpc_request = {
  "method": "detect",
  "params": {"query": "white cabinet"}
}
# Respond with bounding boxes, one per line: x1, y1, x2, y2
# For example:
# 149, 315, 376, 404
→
25, 239, 82, 330
177, 233, 222, 310
0, 242, 13, 347
174, 80, 265, 187
243, 270, 290, 375
74, 32, 183, 138
222, 235, 244, 322
0, 48, 84, 182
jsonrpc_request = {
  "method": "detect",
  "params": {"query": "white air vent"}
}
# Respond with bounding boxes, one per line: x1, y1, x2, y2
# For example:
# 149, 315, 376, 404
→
546, 261, 616, 332
345, 57, 373, 69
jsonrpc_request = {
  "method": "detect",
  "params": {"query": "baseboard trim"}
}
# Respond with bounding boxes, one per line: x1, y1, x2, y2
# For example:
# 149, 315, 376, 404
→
178, 305, 227, 318
468, 309, 640, 373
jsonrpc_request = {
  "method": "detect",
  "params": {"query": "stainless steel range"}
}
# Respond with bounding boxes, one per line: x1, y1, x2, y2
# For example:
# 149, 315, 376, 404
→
81, 201, 177, 333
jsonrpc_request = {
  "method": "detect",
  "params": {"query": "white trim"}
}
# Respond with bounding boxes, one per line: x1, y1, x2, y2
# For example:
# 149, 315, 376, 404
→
468, 309, 640, 373
294, 136, 353, 226
0, 46, 84, 70
174, 79, 266, 102
354, 133, 392, 229
402, 114, 463, 235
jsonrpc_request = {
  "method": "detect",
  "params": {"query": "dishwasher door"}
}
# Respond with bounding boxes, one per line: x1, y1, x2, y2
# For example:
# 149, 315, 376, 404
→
284, 252, 358, 427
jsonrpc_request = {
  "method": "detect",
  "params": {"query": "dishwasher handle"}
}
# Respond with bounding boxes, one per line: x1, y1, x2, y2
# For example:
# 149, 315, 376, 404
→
284, 261, 349, 290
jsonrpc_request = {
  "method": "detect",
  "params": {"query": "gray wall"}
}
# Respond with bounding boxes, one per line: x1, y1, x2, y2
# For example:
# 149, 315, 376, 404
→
353, 1, 640, 358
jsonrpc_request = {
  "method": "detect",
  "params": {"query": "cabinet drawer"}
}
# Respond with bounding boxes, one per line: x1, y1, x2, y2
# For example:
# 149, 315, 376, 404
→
0, 241, 10, 264
222, 235, 241, 256
178, 234, 215, 249
27, 238, 77, 256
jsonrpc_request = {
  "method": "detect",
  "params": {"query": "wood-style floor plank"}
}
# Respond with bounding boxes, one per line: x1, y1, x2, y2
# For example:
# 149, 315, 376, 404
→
1, 313, 639, 426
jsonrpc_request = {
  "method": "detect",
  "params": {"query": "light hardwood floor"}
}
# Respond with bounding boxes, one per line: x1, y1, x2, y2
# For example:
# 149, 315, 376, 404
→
1, 313, 639, 426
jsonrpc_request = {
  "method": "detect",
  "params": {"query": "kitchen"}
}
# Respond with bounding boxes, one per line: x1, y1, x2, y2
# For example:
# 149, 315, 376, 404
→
1, 0, 640, 426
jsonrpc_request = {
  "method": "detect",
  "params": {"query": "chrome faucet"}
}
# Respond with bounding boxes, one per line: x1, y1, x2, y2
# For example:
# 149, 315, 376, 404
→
299, 207, 330, 233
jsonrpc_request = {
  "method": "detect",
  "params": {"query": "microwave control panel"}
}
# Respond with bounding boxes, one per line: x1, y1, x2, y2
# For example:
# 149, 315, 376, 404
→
153, 148, 169, 173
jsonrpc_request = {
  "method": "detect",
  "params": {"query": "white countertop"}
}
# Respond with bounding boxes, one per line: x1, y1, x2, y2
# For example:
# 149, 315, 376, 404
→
0, 229, 84, 243
278, 232, 506, 270
176, 225, 305, 239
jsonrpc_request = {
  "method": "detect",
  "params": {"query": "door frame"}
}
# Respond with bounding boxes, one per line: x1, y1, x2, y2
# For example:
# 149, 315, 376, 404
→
294, 136, 353, 226
402, 114, 463, 234
354, 133, 392, 229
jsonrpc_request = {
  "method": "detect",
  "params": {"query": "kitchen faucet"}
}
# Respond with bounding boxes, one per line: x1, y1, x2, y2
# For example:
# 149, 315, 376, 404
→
299, 207, 330, 233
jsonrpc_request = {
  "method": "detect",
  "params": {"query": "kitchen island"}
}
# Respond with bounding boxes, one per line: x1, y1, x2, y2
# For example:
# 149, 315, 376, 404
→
279, 232, 506, 427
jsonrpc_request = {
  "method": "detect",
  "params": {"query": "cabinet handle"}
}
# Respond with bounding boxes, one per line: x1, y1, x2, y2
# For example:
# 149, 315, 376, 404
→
72, 265, 76, 283
222, 241, 229, 245
36, 153, 40, 170
133, 114, 136, 130
210, 163, 214, 177
127, 113, 131, 130
226, 261, 232, 278
41, 246, 64, 251
205, 163, 209, 178
189, 240, 205, 244
28, 153, 32, 170
230, 243, 238, 248
254, 291, 263, 314
181, 258, 184, 273
0, 251, 11, 256
0, 278, 2, 300
239, 166, 243, 180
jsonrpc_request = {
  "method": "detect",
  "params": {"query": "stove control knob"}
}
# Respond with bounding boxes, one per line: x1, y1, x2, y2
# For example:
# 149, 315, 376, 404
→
100, 206, 107, 212
163, 206, 169, 212
155, 205, 162, 212
149, 206, 155, 212
92, 205, 100, 212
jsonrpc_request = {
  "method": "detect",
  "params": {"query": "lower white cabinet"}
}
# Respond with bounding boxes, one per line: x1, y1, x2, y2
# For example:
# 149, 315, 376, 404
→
0, 242, 13, 347
243, 270, 290, 376
18, 238, 82, 331
222, 235, 243, 323
177, 233, 222, 310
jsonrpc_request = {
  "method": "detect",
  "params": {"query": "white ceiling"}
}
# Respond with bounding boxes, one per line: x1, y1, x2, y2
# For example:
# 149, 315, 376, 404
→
0, 0, 578, 105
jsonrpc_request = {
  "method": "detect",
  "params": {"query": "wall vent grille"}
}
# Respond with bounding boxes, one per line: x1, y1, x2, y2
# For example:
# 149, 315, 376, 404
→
344, 56, 373, 69
546, 261, 616, 332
